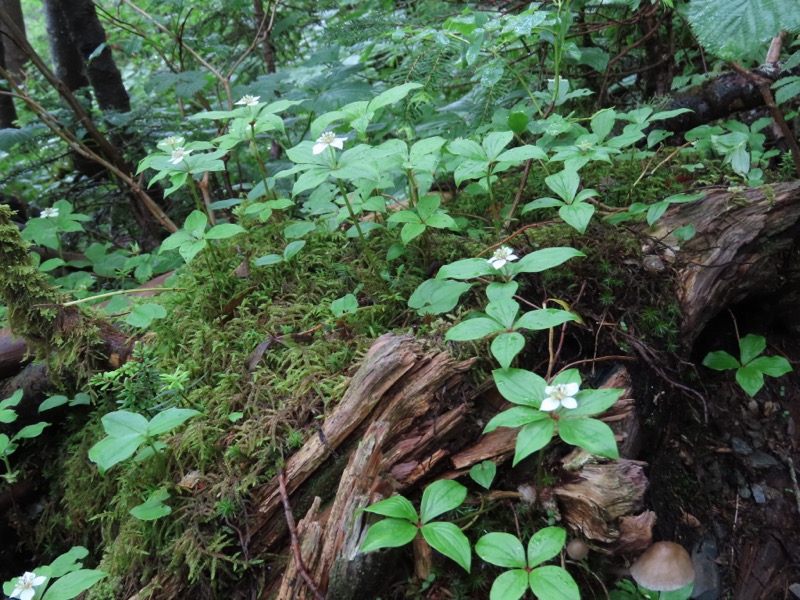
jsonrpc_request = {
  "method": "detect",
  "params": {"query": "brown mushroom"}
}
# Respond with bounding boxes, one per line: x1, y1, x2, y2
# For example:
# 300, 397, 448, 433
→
566, 539, 590, 561
630, 541, 695, 592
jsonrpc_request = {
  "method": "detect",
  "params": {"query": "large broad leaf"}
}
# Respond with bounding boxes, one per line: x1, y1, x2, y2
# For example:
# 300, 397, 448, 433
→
475, 532, 526, 569
147, 408, 201, 437
515, 309, 577, 331
493, 368, 547, 407
529, 566, 580, 600
360, 518, 418, 552
130, 489, 172, 521
748, 355, 793, 377
88, 433, 145, 473
446, 317, 505, 341
483, 406, 549, 434
687, 0, 800, 61
514, 419, 555, 465
559, 202, 595, 234
364, 495, 418, 522
736, 365, 765, 397
491, 332, 526, 369
469, 461, 497, 490
567, 388, 622, 417
490, 570, 528, 600
739, 334, 767, 366
507, 247, 584, 276
101, 411, 148, 437
703, 351, 740, 371
436, 258, 497, 280
41, 569, 108, 600
421, 521, 471, 572
558, 417, 619, 459
420, 480, 467, 523
408, 279, 472, 315
526, 526, 565, 567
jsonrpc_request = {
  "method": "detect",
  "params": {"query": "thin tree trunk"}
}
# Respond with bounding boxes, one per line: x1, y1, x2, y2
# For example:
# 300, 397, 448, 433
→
0, 27, 17, 127
0, 0, 27, 76
42, 0, 90, 92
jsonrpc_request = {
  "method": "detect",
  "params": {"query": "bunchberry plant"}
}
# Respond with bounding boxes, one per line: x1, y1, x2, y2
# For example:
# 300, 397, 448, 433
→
703, 333, 792, 397
2, 546, 106, 600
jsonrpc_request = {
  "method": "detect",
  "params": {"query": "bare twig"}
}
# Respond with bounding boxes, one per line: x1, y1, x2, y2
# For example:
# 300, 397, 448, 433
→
277, 468, 325, 600
785, 456, 800, 518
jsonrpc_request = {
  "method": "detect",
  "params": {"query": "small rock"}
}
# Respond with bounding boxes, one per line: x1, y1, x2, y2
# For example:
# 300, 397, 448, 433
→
748, 451, 779, 469
731, 437, 753, 455
692, 536, 721, 600
751, 484, 767, 504
739, 485, 752, 500
642, 255, 665, 272
789, 582, 800, 598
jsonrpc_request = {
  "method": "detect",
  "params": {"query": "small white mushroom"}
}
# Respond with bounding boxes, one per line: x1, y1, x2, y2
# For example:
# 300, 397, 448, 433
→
566, 539, 590, 561
630, 541, 695, 592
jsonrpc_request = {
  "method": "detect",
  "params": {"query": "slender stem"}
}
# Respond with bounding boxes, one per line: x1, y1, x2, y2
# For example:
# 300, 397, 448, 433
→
335, 178, 380, 275
187, 177, 205, 214
62, 288, 180, 307
249, 124, 275, 199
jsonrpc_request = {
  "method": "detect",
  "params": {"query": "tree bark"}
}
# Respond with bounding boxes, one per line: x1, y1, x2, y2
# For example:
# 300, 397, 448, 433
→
42, 0, 90, 93
0, 23, 17, 128
0, 0, 26, 76
54, 0, 130, 112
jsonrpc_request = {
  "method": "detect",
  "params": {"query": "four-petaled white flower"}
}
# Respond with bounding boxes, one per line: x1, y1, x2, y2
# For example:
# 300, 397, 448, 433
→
540, 382, 580, 412
488, 246, 519, 270
312, 131, 346, 155
162, 136, 184, 147
11, 571, 47, 600
235, 95, 260, 107
168, 147, 191, 165
40, 207, 59, 218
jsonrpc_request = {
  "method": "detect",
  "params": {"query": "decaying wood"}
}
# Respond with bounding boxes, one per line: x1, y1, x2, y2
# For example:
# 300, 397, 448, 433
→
642, 181, 800, 342
554, 456, 652, 549
0, 328, 27, 379
250, 334, 475, 555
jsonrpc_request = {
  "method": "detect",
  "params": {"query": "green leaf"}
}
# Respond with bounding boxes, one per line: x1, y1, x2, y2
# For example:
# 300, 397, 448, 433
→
331, 294, 358, 318
183, 210, 208, 236
687, 0, 800, 61
558, 417, 619, 459
448, 138, 487, 161
559, 202, 595, 234
126, 303, 167, 328
48, 546, 89, 577
284, 221, 316, 239
483, 406, 549, 434
493, 368, 547, 407
101, 410, 148, 437
529, 565, 580, 600
88, 433, 145, 473
495, 145, 546, 163
420, 480, 467, 523
205, 223, 246, 240
367, 82, 422, 111
0, 408, 17, 424
360, 518, 418, 552
446, 317, 505, 341
147, 408, 200, 437
483, 131, 514, 161
283, 240, 306, 261
514, 419, 555, 465
254, 254, 283, 266
475, 532, 526, 569
736, 365, 765, 397
13, 422, 50, 440
591, 109, 616, 141
526, 526, 565, 567
491, 332, 525, 369
507, 247, 584, 276
421, 521, 471, 572
0, 389, 23, 410
0, 433, 9, 455
159, 230, 193, 252
416, 194, 441, 222
364, 495, 418, 522
748, 355, 792, 377
39, 395, 69, 412
545, 169, 580, 203
522, 197, 564, 213
739, 334, 767, 365
179, 239, 207, 263
486, 297, 519, 329
489, 569, 528, 600
515, 309, 577, 331
508, 112, 529, 135
41, 569, 108, 600
408, 279, 471, 315
567, 388, 622, 417
401, 222, 427, 245
469, 461, 497, 489
437, 258, 497, 280
703, 350, 740, 371
130, 489, 172, 520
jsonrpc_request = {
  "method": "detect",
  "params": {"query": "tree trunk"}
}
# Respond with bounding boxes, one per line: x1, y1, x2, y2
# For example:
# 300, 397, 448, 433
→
55, 0, 130, 112
0, 0, 27, 76
0, 25, 17, 128
42, 0, 90, 93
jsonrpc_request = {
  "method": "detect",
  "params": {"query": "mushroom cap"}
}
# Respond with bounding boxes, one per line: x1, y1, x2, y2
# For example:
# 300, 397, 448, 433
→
630, 541, 695, 592
566, 539, 590, 561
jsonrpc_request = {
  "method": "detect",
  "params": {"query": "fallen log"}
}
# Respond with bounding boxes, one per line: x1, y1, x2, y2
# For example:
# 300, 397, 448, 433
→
640, 181, 800, 343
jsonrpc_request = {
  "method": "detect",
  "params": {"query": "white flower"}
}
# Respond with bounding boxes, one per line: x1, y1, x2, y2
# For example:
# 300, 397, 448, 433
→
162, 136, 184, 147
312, 131, 346, 155
235, 95, 260, 107
40, 207, 59, 218
488, 246, 519, 269
540, 382, 580, 412
168, 147, 191, 165
11, 571, 47, 600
